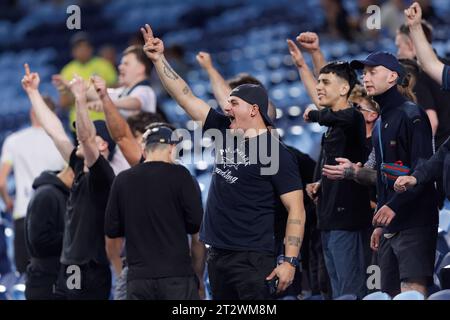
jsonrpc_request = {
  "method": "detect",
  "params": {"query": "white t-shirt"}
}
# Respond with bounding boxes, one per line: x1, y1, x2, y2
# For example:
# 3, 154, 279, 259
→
0, 127, 66, 219
107, 85, 156, 118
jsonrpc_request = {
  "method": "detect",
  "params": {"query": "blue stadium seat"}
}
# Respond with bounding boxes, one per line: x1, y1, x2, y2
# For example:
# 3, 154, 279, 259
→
362, 291, 391, 300
427, 289, 450, 300
393, 290, 425, 300
334, 294, 358, 300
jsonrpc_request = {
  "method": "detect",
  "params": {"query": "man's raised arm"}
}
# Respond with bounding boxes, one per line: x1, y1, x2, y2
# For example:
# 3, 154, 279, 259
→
91, 76, 143, 166
69, 76, 99, 167
141, 24, 211, 125
287, 39, 323, 109
21, 64, 73, 162
405, 2, 444, 85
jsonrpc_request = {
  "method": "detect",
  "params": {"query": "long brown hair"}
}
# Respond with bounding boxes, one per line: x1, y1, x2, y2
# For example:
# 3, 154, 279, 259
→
397, 59, 419, 103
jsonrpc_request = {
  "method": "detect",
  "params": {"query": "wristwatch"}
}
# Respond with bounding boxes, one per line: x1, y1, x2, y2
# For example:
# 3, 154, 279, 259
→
277, 255, 299, 268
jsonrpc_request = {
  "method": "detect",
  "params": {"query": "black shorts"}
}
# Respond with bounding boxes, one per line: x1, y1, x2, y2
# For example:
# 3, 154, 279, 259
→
379, 225, 437, 294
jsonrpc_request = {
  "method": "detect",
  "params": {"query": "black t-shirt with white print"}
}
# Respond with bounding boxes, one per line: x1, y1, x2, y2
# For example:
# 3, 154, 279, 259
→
200, 108, 302, 253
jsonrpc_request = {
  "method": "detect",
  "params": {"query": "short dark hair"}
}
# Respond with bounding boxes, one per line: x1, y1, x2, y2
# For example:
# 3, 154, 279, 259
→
398, 21, 433, 44
126, 112, 164, 137
319, 61, 358, 98
227, 73, 265, 89
123, 45, 153, 77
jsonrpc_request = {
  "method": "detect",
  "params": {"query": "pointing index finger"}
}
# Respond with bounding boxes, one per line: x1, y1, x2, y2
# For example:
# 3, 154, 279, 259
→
24, 63, 31, 76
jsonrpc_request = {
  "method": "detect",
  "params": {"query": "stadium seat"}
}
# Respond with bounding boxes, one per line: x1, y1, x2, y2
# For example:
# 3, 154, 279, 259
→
393, 290, 425, 300
362, 291, 392, 300
427, 289, 450, 300
334, 294, 358, 300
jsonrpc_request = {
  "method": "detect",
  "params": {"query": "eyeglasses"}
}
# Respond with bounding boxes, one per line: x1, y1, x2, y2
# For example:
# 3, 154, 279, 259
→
353, 103, 376, 113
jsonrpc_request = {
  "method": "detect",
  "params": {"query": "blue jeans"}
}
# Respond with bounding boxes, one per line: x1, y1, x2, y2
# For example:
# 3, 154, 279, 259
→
321, 230, 367, 299
444, 199, 450, 210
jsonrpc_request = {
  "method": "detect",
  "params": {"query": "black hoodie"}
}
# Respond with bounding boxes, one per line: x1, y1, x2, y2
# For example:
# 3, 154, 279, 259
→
25, 171, 69, 274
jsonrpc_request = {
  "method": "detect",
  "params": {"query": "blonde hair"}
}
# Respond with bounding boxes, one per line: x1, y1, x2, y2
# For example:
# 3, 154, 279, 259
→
349, 84, 379, 113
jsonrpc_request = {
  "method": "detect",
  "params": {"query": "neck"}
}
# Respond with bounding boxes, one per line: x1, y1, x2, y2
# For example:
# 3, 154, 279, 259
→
57, 169, 73, 189
126, 76, 147, 89
145, 152, 171, 163
366, 122, 375, 138
373, 85, 406, 114
331, 98, 350, 112
244, 122, 268, 138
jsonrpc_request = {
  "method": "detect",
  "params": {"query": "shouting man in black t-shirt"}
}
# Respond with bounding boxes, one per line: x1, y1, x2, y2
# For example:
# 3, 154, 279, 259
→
22, 65, 115, 300
142, 24, 306, 300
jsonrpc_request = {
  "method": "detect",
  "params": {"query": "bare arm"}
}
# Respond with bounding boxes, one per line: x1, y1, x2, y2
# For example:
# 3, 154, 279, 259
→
287, 40, 323, 109
425, 109, 438, 136
282, 190, 305, 260
105, 236, 123, 277
0, 162, 13, 212
405, 2, 444, 84
91, 76, 143, 166
297, 32, 326, 77
196, 51, 231, 111
141, 24, 211, 124
22, 65, 73, 162
266, 190, 305, 293
322, 157, 377, 186
190, 233, 206, 299
70, 76, 99, 167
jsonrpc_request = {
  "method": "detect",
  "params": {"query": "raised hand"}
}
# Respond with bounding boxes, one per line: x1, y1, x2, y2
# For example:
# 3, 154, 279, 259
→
68, 75, 87, 102
404, 2, 422, 28
21, 63, 40, 92
287, 39, 306, 68
91, 75, 107, 99
141, 24, 164, 62
296, 32, 320, 53
52, 74, 70, 91
196, 51, 213, 71
393, 175, 417, 193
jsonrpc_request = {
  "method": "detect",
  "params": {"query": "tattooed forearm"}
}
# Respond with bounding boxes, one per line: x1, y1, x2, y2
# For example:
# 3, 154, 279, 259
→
355, 167, 377, 186
182, 86, 190, 95
287, 219, 302, 225
343, 166, 356, 180
287, 236, 301, 247
162, 58, 179, 80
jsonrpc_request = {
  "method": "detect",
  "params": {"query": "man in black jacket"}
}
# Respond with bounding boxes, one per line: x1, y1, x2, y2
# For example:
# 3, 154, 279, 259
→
25, 167, 73, 299
351, 51, 438, 297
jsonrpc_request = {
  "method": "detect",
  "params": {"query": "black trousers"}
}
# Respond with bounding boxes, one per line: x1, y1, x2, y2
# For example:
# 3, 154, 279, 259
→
14, 217, 29, 274
127, 275, 199, 300
207, 248, 275, 300
56, 262, 111, 300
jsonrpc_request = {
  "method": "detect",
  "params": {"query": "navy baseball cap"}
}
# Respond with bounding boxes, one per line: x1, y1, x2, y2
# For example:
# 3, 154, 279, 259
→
229, 84, 274, 128
350, 52, 404, 75
143, 123, 182, 146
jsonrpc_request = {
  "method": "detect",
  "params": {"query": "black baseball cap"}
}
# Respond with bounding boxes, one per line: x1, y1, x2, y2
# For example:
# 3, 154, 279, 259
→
350, 51, 405, 75
143, 124, 182, 146
229, 84, 274, 128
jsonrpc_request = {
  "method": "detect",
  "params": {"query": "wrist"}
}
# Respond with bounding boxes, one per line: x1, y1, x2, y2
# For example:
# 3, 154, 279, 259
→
277, 255, 299, 268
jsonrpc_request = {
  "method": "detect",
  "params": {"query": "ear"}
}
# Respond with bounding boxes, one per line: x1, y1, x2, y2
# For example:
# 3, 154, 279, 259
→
387, 71, 398, 85
250, 104, 259, 117
340, 83, 350, 97
98, 140, 109, 153
368, 112, 378, 122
